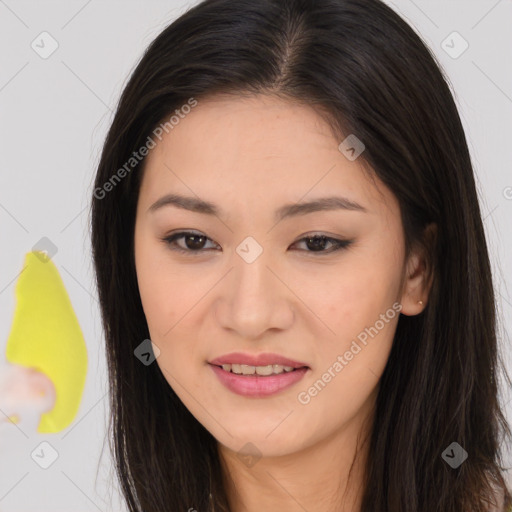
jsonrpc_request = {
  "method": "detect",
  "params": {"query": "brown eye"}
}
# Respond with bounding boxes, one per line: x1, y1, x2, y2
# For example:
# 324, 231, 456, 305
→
304, 235, 331, 252
162, 231, 353, 256
162, 231, 218, 254
291, 234, 353, 254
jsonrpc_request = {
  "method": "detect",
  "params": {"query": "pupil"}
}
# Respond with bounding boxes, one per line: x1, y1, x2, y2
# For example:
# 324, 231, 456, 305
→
186, 235, 205, 250
307, 236, 327, 251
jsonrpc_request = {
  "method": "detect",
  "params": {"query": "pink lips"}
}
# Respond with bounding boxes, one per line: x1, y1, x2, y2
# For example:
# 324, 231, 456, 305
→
208, 352, 310, 398
209, 352, 309, 368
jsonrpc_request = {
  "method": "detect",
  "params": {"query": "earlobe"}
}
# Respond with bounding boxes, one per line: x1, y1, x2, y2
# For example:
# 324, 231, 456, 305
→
399, 223, 437, 316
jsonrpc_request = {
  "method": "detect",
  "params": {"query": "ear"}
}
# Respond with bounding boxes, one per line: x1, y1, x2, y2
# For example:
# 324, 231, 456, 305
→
399, 223, 437, 316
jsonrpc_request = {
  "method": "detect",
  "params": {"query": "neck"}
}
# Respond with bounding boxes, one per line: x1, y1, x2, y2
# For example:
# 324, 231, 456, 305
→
217, 394, 375, 512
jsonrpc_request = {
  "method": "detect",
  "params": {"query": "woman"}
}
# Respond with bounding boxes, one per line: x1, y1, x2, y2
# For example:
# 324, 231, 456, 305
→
90, 0, 512, 510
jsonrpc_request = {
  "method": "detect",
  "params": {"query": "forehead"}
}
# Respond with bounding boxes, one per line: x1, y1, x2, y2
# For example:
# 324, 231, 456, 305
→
138, 94, 396, 218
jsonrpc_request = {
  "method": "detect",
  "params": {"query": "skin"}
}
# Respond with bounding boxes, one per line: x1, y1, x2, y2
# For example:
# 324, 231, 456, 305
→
134, 94, 432, 511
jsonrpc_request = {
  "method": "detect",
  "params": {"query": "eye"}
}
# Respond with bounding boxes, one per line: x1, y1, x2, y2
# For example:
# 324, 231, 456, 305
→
161, 231, 353, 255
290, 233, 353, 253
162, 231, 219, 254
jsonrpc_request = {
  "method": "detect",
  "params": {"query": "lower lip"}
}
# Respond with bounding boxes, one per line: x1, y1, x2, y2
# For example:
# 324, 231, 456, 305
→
209, 364, 309, 397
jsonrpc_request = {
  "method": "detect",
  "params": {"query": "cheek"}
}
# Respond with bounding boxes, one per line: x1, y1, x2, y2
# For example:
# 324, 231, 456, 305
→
135, 228, 186, 331
319, 261, 399, 335
298, 313, 397, 434
305, 250, 401, 393
135, 231, 177, 339
134, 236, 208, 380
330, 238, 403, 317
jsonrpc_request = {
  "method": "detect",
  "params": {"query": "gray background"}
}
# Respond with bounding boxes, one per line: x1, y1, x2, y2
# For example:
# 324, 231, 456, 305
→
0, 1, 511, 510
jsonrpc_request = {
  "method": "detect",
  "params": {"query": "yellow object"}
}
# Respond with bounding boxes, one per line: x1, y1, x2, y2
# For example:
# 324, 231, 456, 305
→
8, 415, 19, 424
5, 251, 88, 433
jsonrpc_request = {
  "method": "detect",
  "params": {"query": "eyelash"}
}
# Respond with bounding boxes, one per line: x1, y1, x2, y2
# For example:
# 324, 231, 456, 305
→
161, 231, 353, 256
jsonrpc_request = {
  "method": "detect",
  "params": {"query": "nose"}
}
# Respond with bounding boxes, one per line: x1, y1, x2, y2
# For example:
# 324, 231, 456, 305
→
214, 250, 295, 340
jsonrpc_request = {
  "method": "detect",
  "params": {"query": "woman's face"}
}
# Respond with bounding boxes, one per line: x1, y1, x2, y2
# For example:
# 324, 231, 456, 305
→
134, 94, 427, 458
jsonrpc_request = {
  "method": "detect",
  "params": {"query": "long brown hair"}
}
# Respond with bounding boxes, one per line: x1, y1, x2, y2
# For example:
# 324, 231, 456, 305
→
90, 0, 512, 510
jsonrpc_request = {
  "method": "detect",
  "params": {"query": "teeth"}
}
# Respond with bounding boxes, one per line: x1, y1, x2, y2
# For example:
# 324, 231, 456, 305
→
241, 365, 255, 375
220, 363, 296, 375
256, 365, 274, 376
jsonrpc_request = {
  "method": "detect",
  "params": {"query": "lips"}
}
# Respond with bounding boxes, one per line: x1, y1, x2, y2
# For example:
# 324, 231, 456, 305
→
209, 363, 309, 397
209, 352, 309, 369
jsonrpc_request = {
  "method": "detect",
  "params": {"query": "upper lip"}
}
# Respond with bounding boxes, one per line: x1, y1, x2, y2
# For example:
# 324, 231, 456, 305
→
209, 352, 309, 369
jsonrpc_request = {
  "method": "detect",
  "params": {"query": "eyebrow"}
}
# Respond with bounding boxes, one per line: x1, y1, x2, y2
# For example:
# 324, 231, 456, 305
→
147, 193, 367, 221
